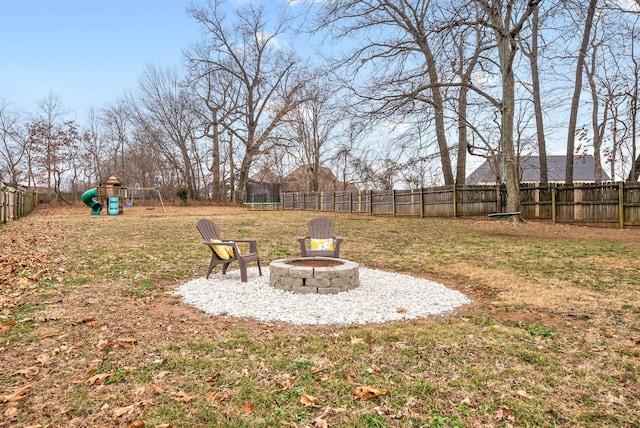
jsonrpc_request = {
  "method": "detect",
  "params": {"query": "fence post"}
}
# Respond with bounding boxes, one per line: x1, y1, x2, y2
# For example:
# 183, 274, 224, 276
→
420, 187, 424, 218
573, 185, 582, 221
392, 189, 396, 217
369, 190, 373, 215
619, 181, 625, 229
0, 187, 5, 224
452, 185, 458, 218
551, 187, 556, 223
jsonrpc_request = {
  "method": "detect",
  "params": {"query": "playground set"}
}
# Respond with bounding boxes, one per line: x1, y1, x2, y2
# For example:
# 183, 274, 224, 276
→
81, 176, 165, 215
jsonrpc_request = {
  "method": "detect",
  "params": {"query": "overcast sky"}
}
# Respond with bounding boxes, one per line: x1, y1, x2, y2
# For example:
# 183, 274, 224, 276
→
0, 0, 200, 118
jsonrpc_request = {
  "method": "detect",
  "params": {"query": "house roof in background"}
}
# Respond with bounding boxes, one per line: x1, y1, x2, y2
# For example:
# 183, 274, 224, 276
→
466, 155, 611, 184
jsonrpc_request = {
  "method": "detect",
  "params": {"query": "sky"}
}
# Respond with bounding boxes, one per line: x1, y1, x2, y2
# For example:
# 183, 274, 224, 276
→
0, 0, 201, 118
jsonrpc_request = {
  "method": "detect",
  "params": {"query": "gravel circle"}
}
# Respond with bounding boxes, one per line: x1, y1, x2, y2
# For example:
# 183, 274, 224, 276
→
175, 267, 471, 326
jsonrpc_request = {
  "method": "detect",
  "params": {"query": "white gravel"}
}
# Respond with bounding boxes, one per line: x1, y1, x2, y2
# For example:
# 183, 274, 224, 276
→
175, 266, 471, 326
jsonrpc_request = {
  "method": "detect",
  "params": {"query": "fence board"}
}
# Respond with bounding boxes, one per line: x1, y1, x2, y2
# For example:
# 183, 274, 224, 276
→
280, 182, 640, 228
1, 185, 37, 224
422, 186, 455, 217
395, 189, 421, 216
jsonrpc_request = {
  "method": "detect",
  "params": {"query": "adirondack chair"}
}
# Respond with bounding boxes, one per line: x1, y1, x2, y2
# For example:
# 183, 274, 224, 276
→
297, 217, 343, 258
196, 219, 262, 282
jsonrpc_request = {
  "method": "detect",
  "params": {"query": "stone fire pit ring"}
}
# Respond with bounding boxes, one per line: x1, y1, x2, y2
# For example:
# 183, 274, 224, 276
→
269, 257, 360, 294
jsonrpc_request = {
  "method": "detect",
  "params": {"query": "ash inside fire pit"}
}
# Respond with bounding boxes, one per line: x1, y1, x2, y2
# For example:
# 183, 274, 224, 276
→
269, 257, 359, 294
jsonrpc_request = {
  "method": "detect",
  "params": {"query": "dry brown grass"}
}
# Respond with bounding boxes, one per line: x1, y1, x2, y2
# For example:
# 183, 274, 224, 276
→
1, 205, 639, 427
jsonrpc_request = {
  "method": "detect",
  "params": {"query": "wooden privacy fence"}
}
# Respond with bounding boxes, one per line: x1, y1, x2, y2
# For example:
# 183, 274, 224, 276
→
281, 182, 640, 228
0, 184, 37, 224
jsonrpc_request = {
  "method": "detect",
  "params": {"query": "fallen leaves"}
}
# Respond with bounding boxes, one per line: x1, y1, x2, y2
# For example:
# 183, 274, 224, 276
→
0, 242, 66, 290
353, 385, 388, 400
72, 316, 96, 325
12, 366, 39, 378
172, 390, 196, 403
117, 337, 138, 350
87, 372, 113, 386
206, 389, 231, 403
112, 404, 136, 417
516, 389, 533, 400
98, 337, 114, 350
96, 336, 137, 351
494, 406, 516, 424
350, 336, 365, 345
2, 382, 34, 406
300, 391, 320, 407
0, 317, 16, 335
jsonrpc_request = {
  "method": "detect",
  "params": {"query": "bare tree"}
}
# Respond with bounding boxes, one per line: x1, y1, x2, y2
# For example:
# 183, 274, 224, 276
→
312, 0, 456, 186
475, 0, 541, 212
187, 61, 241, 201
565, 0, 598, 185
284, 74, 345, 192
130, 65, 203, 199
447, 10, 488, 186
520, 3, 549, 185
101, 100, 132, 182
81, 108, 109, 185
330, 120, 367, 190
0, 101, 26, 186
626, 19, 640, 182
27, 118, 81, 203
186, 0, 308, 201
29, 93, 67, 202
583, 26, 608, 184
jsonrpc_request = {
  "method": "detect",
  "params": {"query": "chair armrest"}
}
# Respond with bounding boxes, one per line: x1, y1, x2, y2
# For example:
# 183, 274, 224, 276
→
297, 236, 309, 256
333, 236, 343, 255
203, 240, 236, 247
225, 238, 258, 254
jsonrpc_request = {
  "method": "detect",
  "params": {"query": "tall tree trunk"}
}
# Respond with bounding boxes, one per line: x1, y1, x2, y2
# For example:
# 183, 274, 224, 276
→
586, 53, 605, 184
565, 0, 597, 185
228, 132, 236, 201
424, 47, 455, 186
529, 6, 548, 185
498, 37, 520, 213
210, 108, 221, 201
479, 0, 540, 213
629, 40, 639, 182
456, 87, 469, 186
455, 26, 482, 186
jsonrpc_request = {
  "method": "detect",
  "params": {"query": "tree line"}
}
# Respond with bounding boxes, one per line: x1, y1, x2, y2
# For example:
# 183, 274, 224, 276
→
1, 0, 640, 212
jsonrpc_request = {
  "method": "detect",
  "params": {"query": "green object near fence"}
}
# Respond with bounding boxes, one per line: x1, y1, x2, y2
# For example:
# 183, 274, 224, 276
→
488, 211, 521, 220
108, 196, 119, 215
81, 187, 102, 216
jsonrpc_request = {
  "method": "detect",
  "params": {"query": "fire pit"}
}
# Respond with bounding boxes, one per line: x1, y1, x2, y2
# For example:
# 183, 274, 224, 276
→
269, 257, 360, 294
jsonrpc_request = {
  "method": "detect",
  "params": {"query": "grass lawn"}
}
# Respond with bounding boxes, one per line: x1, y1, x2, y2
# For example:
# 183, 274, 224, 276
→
1, 205, 639, 427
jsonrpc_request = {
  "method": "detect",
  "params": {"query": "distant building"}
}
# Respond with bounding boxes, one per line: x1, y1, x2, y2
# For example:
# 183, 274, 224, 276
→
465, 155, 610, 185
249, 165, 357, 192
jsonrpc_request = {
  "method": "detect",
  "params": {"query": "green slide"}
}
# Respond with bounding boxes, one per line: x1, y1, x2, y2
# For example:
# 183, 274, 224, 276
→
81, 187, 102, 215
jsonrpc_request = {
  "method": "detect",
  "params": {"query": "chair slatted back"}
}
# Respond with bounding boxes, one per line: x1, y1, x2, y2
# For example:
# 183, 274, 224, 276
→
196, 219, 222, 241
308, 218, 335, 239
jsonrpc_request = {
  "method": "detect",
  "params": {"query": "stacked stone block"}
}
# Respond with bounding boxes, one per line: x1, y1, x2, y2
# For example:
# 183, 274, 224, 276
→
269, 257, 360, 294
